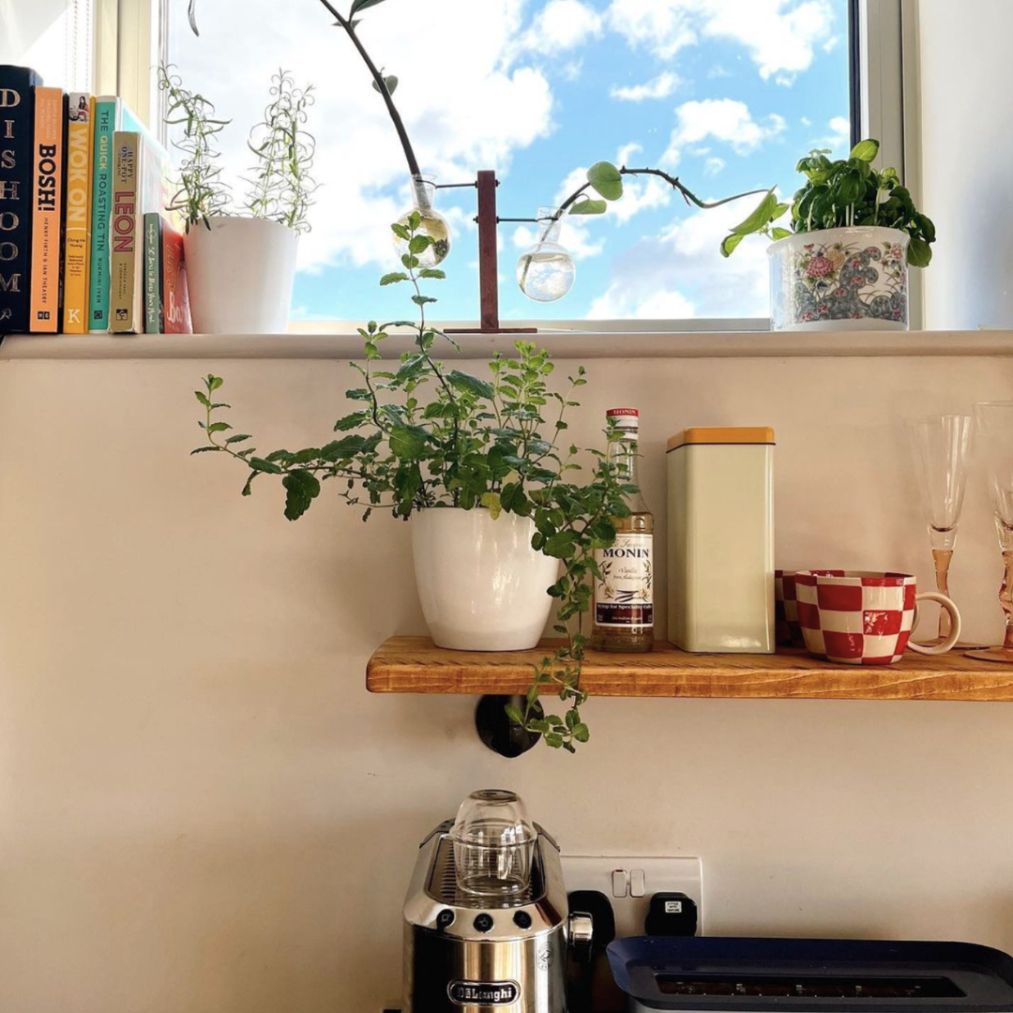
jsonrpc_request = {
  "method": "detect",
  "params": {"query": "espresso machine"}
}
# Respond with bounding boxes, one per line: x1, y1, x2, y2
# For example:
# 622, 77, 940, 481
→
402, 789, 592, 1012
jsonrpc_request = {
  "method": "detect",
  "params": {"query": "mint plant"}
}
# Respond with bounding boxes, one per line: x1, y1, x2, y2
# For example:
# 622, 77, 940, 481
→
194, 213, 634, 753
720, 138, 936, 266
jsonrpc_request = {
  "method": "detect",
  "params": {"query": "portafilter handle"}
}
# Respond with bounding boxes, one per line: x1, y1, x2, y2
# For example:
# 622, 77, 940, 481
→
567, 911, 594, 964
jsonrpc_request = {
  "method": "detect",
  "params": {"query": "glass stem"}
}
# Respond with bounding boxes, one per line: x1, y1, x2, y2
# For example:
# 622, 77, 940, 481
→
1001, 548, 1013, 650
931, 547, 954, 639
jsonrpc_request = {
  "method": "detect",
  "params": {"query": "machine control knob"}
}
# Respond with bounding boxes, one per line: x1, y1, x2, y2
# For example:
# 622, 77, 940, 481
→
568, 911, 594, 963
513, 911, 532, 929
436, 909, 455, 931
473, 913, 494, 933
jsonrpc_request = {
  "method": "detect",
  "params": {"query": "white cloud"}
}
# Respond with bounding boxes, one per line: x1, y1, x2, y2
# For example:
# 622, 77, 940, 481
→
587, 196, 772, 320
605, 0, 697, 58
825, 115, 851, 154
167, 0, 555, 277
704, 156, 726, 176
610, 71, 680, 102
521, 0, 603, 54
605, 0, 836, 82
663, 99, 786, 164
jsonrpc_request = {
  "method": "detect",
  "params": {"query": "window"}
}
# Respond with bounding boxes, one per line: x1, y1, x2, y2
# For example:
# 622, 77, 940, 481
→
159, 1, 859, 328
0, 0, 93, 93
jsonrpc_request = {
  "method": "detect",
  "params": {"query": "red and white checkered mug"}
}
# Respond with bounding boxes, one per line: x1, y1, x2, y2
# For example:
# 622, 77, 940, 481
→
794, 570, 961, 665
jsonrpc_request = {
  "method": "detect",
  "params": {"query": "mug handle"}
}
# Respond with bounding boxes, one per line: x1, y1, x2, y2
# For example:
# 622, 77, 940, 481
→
908, 591, 961, 654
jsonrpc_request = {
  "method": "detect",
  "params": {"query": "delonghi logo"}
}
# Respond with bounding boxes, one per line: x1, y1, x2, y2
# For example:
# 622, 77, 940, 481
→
447, 980, 520, 1005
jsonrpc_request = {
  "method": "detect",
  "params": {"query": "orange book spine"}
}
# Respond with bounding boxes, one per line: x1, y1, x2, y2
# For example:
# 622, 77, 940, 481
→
61, 93, 92, 334
29, 86, 63, 333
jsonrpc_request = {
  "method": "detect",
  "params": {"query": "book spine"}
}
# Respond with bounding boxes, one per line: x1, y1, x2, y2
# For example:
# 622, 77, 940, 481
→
109, 130, 139, 333
143, 212, 162, 332
87, 96, 119, 332
61, 93, 92, 334
29, 87, 63, 332
161, 221, 192, 333
0, 66, 42, 334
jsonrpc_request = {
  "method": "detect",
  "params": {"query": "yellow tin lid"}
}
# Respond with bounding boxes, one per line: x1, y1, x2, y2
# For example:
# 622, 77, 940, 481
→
666, 426, 775, 452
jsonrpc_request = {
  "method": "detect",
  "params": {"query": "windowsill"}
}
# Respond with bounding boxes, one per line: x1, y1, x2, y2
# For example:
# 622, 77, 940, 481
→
0, 329, 1009, 360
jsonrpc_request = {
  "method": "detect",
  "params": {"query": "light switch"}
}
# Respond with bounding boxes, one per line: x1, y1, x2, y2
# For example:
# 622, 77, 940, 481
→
611, 869, 628, 897
630, 868, 646, 897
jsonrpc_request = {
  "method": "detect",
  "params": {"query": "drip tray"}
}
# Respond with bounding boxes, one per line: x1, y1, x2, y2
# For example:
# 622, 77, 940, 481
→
608, 938, 1013, 1013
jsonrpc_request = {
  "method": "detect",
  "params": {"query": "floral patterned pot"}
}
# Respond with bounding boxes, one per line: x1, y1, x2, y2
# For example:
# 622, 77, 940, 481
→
768, 226, 909, 331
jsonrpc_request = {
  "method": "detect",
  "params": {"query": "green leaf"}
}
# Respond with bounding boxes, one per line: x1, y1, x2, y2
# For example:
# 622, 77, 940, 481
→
569, 198, 607, 215
850, 138, 880, 162
418, 268, 445, 279
206, 375, 224, 392
371, 73, 398, 95
225, 433, 252, 444
411, 295, 437, 306
194, 390, 211, 407
727, 189, 781, 236
247, 457, 284, 474
769, 226, 793, 241
408, 235, 432, 254
334, 411, 368, 431
379, 272, 408, 286
587, 160, 623, 201
907, 236, 932, 267
389, 424, 427, 459
480, 492, 502, 519
282, 470, 321, 521
447, 370, 495, 400
350, 0, 386, 15
720, 232, 746, 257
390, 223, 411, 242
190, 446, 220, 455
207, 421, 231, 433
573, 723, 590, 743
504, 703, 524, 725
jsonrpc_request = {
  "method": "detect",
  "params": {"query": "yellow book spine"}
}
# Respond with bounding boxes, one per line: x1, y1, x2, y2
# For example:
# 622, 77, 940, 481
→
62, 94, 93, 335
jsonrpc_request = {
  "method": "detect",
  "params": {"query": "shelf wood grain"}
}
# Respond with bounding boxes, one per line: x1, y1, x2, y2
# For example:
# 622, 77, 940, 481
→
366, 636, 1013, 701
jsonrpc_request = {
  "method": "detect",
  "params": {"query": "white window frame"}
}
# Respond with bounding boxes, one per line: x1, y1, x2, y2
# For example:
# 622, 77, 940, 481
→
104, 0, 912, 334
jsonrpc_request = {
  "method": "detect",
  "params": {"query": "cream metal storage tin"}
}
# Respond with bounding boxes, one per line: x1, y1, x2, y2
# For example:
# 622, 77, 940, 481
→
666, 427, 775, 653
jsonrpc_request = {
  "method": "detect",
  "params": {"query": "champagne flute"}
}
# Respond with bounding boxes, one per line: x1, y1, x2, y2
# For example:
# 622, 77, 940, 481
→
966, 402, 1013, 663
907, 414, 973, 641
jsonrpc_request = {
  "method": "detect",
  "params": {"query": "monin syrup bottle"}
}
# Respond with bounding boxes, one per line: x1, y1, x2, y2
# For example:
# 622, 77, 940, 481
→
592, 408, 654, 652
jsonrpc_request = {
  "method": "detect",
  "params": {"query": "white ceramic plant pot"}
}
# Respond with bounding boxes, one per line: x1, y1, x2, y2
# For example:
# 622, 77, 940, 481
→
411, 507, 559, 651
183, 216, 298, 334
768, 226, 910, 331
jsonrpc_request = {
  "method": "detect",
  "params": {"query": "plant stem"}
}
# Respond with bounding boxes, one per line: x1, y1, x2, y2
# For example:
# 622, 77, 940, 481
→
316, 0, 422, 179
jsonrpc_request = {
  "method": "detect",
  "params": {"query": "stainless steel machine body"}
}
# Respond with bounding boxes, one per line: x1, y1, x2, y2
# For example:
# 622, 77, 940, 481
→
403, 820, 588, 1013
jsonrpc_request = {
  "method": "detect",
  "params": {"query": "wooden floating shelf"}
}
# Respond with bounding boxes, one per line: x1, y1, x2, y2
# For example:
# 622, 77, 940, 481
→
367, 636, 1013, 702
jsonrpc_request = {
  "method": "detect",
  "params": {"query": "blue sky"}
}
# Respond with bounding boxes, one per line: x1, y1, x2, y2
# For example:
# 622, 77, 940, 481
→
169, 0, 850, 324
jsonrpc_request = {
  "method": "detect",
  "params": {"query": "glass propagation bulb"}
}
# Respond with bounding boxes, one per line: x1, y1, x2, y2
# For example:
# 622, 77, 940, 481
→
394, 176, 451, 268
516, 208, 576, 303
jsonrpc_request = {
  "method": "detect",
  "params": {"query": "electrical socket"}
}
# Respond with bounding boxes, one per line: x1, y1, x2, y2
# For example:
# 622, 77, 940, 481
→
562, 855, 703, 939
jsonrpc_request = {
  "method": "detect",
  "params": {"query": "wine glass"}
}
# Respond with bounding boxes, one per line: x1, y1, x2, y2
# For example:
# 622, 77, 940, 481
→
966, 402, 1013, 663
907, 414, 973, 641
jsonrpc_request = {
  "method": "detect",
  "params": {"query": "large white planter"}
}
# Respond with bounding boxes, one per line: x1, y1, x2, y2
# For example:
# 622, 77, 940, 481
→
768, 226, 910, 331
183, 216, 298, 334
411, 508, 559, 651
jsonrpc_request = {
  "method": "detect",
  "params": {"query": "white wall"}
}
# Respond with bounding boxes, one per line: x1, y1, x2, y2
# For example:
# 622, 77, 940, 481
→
917, 0, 1013, 328
1, 352, 1012, 1012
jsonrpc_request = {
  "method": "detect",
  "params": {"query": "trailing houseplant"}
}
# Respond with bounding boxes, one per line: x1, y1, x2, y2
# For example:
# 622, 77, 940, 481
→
193, 212, 635, 753
159, 66, 318, 334
720, 139, 936, 330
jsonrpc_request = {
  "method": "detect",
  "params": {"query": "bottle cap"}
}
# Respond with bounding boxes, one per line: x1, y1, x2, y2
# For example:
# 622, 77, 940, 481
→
606, 407, 639, 429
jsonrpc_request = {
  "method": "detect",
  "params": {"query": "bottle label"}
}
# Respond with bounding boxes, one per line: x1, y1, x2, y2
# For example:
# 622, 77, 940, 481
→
594, 533, 654, 628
